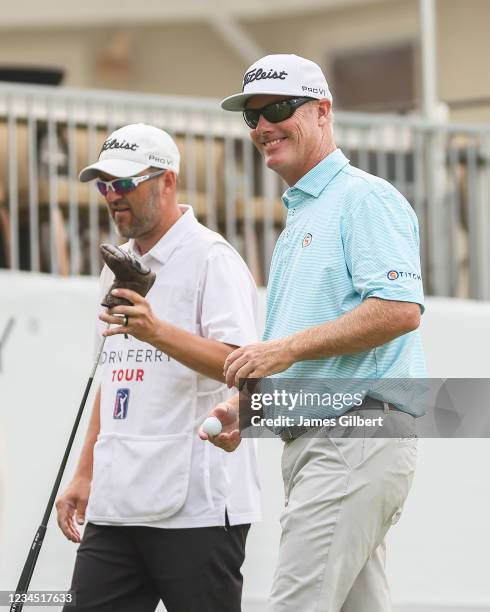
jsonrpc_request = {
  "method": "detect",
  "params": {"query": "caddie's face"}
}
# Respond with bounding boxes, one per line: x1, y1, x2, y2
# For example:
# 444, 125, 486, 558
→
246, 94, 324, 185
101, 170, 162, 240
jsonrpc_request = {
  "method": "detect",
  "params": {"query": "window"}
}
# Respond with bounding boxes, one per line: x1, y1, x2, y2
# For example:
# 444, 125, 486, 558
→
331, 44, 416, 113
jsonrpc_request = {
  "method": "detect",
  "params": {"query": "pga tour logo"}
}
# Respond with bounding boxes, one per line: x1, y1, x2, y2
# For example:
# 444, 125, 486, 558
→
114, 388, 130, 419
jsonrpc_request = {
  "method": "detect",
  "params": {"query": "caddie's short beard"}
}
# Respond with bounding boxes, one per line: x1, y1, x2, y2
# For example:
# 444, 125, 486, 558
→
113, 182, 161, 239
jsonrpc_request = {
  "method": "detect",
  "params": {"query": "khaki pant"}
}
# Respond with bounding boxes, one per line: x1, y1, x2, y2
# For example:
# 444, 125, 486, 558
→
270, 410, 417, 612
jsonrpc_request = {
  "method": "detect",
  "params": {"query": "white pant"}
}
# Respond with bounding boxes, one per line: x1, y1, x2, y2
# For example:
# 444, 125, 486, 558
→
270, 411, 417, 612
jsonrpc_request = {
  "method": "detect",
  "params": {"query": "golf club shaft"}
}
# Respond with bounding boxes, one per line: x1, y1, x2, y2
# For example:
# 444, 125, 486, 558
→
10, 332, 108, 612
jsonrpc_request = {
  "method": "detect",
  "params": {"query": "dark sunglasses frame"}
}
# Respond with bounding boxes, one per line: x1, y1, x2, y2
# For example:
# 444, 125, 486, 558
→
96, 169, 166, 197
243, 97, 314, 129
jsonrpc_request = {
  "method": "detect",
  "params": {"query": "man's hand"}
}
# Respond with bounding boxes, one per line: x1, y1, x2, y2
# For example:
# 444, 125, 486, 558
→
199, 400, 241, 452
56, 476, 91, 543
99, 288, 161, 344
224, 338, 295, 389
223, 299, 421, 389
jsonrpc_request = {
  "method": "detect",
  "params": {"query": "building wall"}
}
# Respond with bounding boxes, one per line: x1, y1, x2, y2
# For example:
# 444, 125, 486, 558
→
247, 0, 490, 122
0, 24, 246, 97
0, 28, 91, 88
0, 1, 489, 121
246, 0, 418, 76
120, 23, 246, 98
438, 0, 490, 122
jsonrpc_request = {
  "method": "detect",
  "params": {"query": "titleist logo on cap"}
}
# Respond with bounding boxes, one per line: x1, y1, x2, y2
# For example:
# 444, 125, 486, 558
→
101, 138, 139, 153
243, 67, 288, 88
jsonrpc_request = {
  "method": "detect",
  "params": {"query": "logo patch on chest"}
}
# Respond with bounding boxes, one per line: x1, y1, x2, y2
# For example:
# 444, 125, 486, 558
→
302, 233, 313, 248
114, 388, 130, 419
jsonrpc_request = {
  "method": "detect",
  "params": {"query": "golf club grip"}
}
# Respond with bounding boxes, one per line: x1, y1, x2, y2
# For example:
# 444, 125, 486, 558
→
9, 525, 46, 612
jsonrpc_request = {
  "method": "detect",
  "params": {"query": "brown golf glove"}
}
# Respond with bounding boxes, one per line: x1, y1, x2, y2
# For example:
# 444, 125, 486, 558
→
100, 243, 156, 308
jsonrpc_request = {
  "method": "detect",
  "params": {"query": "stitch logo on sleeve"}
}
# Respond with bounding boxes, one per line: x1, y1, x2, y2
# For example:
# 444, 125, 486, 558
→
387, 270, 422, 281
114, 388, 130, 419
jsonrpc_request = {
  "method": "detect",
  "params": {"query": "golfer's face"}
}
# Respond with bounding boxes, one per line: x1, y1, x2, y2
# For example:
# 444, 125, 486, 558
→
246, 95, 318, 179
101, 172, 162, 240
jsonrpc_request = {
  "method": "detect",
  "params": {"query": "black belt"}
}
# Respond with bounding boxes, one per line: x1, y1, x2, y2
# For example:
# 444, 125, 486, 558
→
279, 397, 396, 442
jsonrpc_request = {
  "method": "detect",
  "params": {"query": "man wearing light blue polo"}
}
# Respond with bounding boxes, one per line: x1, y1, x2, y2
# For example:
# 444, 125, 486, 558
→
202, 54, 425, 612
262, 147, 426, 385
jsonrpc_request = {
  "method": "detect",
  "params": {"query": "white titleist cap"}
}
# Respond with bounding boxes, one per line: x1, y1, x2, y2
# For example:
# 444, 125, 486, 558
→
79, 123, 180, 181
221, 54, 332, 112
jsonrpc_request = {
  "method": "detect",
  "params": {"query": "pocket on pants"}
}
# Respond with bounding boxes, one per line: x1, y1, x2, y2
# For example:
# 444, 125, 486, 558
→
88, 432, 192, 522
388, 437, 418, 525
326, 435, 367, 471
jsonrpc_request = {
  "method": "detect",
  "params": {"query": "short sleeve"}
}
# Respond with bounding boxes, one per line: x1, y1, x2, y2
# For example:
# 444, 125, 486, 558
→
342, 184, 425, 313
198, 243, 259, 346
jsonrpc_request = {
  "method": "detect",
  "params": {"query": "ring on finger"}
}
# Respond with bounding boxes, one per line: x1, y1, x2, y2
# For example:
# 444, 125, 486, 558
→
123, 314, 129, 327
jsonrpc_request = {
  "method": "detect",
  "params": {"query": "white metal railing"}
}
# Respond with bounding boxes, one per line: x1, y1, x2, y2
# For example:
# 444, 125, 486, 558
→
0, 81, 489, 298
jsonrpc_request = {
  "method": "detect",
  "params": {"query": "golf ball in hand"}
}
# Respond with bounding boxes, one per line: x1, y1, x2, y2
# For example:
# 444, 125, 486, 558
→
202, 416, 223, 436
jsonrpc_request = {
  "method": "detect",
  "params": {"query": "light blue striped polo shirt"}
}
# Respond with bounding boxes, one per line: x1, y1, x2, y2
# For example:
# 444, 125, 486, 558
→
263, 149, 426, 414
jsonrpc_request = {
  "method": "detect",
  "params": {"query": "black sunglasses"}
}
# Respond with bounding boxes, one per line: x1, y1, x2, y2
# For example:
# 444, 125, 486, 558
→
243, 97, 314, 129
